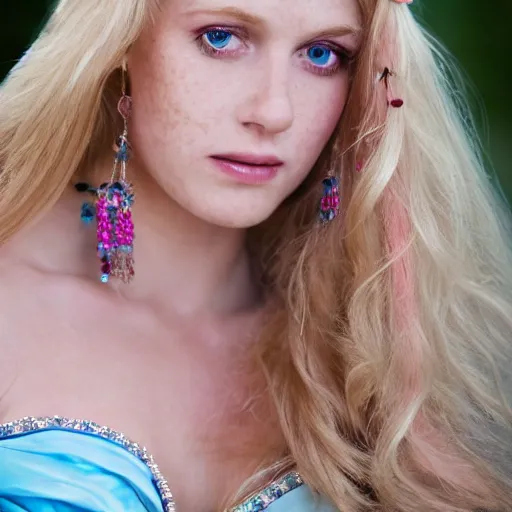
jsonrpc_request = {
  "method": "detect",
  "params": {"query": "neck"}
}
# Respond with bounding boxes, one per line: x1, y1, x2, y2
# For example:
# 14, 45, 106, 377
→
122, 167, 263, 314
9, 166, 264, 318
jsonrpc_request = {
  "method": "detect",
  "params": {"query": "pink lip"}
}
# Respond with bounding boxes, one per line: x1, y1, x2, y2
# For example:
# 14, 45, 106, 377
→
210, 154, 283, 184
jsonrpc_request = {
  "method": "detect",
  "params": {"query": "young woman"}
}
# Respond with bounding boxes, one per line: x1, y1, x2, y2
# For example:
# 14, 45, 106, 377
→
0, 0, 511, 510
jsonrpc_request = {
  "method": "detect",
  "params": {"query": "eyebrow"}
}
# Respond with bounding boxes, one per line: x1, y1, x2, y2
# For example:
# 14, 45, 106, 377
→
311, 26, 361, 40
186, 7, 361, 39
186, 7, 265, 27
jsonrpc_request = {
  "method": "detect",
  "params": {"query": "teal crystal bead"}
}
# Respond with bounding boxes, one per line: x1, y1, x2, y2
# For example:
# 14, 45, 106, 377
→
80, 202, 95, 224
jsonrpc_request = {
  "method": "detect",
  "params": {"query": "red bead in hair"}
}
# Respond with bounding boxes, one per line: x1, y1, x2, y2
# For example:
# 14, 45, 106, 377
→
380, 68, 405, 109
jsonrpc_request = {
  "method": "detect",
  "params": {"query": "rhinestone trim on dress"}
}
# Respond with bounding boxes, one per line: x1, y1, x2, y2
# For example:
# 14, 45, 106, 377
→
229, 471, 304, 512
0, 416, 304, 512
0, 416, 176, 512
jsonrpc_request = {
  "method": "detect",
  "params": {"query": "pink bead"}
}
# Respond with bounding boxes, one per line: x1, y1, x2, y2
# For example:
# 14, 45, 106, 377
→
117, 95, 133, 120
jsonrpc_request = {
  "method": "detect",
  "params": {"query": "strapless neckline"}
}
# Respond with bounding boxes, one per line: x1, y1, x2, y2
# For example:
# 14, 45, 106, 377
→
0, 415, 303, 512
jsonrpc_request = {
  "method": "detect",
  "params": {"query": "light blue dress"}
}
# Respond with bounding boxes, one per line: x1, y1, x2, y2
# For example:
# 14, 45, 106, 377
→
0, 416, 336, 512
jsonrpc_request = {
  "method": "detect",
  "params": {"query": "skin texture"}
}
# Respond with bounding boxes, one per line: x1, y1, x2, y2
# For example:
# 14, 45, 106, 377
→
0, 0, 360, 509
128, 0, 359, 230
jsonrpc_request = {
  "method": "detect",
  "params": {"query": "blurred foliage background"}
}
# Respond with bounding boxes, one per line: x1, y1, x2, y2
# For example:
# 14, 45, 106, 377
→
1, 1, 511, 202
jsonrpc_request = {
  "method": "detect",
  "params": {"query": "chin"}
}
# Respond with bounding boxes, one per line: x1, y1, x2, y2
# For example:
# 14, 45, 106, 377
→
188, 200, 279, 229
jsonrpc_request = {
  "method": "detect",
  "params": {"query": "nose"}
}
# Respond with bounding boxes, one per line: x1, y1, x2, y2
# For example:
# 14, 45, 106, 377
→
236, 52, 294, 136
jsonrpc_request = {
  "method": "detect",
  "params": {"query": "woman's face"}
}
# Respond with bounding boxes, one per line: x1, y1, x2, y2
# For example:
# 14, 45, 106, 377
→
128, 0, 360, 227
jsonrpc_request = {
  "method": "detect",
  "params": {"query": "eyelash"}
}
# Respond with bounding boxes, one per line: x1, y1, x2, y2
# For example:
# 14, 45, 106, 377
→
196, 27, 353, 76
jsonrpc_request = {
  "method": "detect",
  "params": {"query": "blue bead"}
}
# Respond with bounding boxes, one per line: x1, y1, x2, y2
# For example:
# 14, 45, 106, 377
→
322, 176, 339, 191
116, 142, 129, 162
101, 274, 109, 283
80, 202, 95, 224
75, 182, 91, 193
319, 209, 336, 223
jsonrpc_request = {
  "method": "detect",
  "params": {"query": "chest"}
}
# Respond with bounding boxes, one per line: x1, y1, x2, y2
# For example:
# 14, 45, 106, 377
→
0, 301, 284, 510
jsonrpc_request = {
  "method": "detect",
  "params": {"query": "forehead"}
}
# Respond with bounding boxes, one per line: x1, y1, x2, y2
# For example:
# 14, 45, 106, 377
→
172, 0, 361, 30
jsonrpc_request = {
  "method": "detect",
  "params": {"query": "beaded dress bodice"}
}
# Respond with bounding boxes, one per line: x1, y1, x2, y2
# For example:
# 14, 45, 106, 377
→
0, 416, 336, 512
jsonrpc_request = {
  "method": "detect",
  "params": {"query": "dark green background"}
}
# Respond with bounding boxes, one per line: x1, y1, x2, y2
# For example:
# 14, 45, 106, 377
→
1, 1, 511, 202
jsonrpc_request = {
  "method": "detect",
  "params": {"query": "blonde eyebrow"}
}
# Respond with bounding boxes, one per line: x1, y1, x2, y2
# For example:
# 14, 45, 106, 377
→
186, 7, 361, 41
310, 25, 361, 40
186, 7, 266, 27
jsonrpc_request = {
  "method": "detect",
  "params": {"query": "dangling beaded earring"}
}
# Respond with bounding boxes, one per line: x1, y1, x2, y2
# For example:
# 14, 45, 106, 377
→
75, 61, 135, 284
318, 167, 340, 224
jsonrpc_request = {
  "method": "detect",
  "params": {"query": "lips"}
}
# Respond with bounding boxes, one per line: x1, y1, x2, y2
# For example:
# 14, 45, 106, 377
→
209, 153, 283, 184
210, 153, 284, 167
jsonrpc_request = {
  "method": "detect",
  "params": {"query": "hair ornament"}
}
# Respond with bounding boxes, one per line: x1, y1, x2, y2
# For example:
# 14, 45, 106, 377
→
379, 67, 404, 108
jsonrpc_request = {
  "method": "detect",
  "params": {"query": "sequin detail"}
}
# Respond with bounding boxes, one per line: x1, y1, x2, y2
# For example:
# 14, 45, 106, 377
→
0, 416, 304, 512
0, 416, 176, 512
229, 471, 304, 512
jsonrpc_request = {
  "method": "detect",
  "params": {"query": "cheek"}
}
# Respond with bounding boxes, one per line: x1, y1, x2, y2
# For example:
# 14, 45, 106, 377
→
127, 30, 229, 178
292, 76, 348, 163
128, 44, 202, 154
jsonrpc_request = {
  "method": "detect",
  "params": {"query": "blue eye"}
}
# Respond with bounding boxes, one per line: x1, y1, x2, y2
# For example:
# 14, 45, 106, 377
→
205, 30, 232, 49
307, 45, 335, 67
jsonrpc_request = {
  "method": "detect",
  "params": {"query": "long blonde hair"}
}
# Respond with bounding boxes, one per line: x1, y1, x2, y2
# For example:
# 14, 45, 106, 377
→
1, 0, 512, 510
